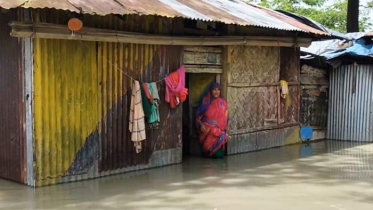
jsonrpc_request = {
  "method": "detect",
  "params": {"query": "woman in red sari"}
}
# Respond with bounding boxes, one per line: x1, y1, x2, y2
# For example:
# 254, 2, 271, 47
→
196, 83, 229, 158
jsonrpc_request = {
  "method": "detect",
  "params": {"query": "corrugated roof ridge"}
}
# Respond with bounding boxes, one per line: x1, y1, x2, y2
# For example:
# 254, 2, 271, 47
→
18, 0, 29, 8
65, 0, 81, 13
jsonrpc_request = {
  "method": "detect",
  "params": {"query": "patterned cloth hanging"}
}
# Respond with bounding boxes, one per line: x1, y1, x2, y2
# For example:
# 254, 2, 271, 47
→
129, 80, 146, 153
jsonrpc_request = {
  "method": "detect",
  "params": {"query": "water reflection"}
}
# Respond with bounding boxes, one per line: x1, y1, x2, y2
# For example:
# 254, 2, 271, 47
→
300, 144, 313, 157
0, 140, 372, 210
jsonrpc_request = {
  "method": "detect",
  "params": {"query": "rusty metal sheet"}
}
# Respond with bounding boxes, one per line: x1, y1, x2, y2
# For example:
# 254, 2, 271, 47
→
67, 0, 124, 15
0, 0, 25, 9
0, 10, 26, 183
32, 38, 183, 186
0, 0, 328, 35
116, 0, 184, 17
97, 43, 183, 172
22, 0, 79, 12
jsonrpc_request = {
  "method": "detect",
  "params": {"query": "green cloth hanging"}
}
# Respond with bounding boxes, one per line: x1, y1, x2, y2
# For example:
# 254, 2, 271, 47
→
147, 84, 158, 124
140, 83, 153, 117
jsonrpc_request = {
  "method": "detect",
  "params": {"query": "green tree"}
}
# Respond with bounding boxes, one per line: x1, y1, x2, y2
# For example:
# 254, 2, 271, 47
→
248, 0, 372, 32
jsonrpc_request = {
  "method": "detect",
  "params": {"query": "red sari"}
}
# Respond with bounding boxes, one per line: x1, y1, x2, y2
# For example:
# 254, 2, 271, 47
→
196, 97, 229, 157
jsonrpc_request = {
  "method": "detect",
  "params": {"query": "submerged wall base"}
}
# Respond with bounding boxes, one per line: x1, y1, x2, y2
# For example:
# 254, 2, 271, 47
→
31, 148, 182, 187
228, 126, 303, 155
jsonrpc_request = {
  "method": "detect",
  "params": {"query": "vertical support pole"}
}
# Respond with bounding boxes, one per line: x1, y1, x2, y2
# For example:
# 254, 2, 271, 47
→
25, 37, 34, 186
221, 46, 230, 98
23, 9, 35, 186
277, 86, 281, 125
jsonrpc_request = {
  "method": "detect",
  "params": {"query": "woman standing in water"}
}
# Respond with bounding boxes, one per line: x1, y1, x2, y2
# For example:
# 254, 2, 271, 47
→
196, 82, 229, 159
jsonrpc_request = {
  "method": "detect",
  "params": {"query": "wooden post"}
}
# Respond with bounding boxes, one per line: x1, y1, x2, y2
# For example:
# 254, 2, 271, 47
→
221, 46, 231, 98
9, 22, 313, 47
347, 0, 359, 32
277, 86, 281, 125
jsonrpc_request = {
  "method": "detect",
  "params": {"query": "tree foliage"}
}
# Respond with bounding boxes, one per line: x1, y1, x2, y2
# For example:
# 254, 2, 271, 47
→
248, 0, 372, 32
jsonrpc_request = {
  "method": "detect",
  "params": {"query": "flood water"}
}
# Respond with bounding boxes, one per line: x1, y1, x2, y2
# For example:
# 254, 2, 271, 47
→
1, 140, 373, 210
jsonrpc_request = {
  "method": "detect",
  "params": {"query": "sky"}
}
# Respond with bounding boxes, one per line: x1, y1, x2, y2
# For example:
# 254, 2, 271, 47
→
357, 0, 372, 31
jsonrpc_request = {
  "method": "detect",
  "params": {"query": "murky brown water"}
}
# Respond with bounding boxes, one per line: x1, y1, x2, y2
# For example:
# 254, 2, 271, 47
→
1, 140, 373, 210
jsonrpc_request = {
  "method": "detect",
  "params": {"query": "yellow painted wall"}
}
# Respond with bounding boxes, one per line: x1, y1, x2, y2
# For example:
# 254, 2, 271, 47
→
33, 39, 99, 186
33, 39, 161, 186
189, 74, 216, 105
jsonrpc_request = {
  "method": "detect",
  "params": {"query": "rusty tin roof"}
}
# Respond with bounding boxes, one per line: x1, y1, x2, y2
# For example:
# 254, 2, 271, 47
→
0, 0, 327, 35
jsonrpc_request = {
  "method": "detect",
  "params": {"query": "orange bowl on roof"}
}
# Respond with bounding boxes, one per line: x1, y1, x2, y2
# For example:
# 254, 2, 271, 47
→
68, 18, 83, 32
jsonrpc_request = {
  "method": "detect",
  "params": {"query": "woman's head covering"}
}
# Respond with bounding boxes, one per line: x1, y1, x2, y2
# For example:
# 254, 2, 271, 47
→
210, 82, 221, 91
196, 82, 221, 127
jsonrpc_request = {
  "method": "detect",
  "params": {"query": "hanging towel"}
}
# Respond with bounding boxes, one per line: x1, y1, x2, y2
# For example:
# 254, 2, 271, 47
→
165, 66, 188, 108
280, 80, 291, 107
280, 80, 289, 98
129, 80, 146, 153
147, 83, 161, 129
141, 82, 153, 117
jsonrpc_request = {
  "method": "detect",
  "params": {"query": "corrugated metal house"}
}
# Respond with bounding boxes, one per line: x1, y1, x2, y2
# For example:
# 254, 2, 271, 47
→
0, 0, 327, 186
301, 33, 373, 142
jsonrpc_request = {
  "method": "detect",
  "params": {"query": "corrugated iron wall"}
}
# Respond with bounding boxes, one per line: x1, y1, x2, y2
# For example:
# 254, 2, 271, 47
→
26, 9, 183, 186
0, 10, 26, 183
97, 43, 183, 172
33, 39, 98, 186
328, 64, 373, 142
32, 39, 183, 186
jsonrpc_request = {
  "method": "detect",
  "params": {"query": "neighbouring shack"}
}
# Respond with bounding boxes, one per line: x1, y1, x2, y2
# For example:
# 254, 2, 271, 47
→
0, 0, 328, 186
301, 32, 373, 142
299, 64, 329, 140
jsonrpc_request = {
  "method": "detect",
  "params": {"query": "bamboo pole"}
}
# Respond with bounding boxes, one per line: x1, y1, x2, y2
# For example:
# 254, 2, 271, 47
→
229, 122, 300, 135
228, 82, 300, 88
9, 21, 312, 47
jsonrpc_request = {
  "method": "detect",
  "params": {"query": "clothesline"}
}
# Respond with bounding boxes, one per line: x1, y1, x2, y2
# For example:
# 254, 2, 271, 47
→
78, 40, 166, 84
78, 40, 188, 154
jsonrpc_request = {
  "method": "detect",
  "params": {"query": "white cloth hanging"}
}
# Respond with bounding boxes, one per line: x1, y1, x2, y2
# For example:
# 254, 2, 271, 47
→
129, 80, 146, 153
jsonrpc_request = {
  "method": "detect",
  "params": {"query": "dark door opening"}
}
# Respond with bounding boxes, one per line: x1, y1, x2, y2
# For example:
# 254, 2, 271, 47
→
182, 73, 219, 157
182, 74, 191, 157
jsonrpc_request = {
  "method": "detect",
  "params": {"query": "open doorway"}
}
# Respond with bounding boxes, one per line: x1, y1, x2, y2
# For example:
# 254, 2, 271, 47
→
182, 73, 220, 157
182, 46, 225, 158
